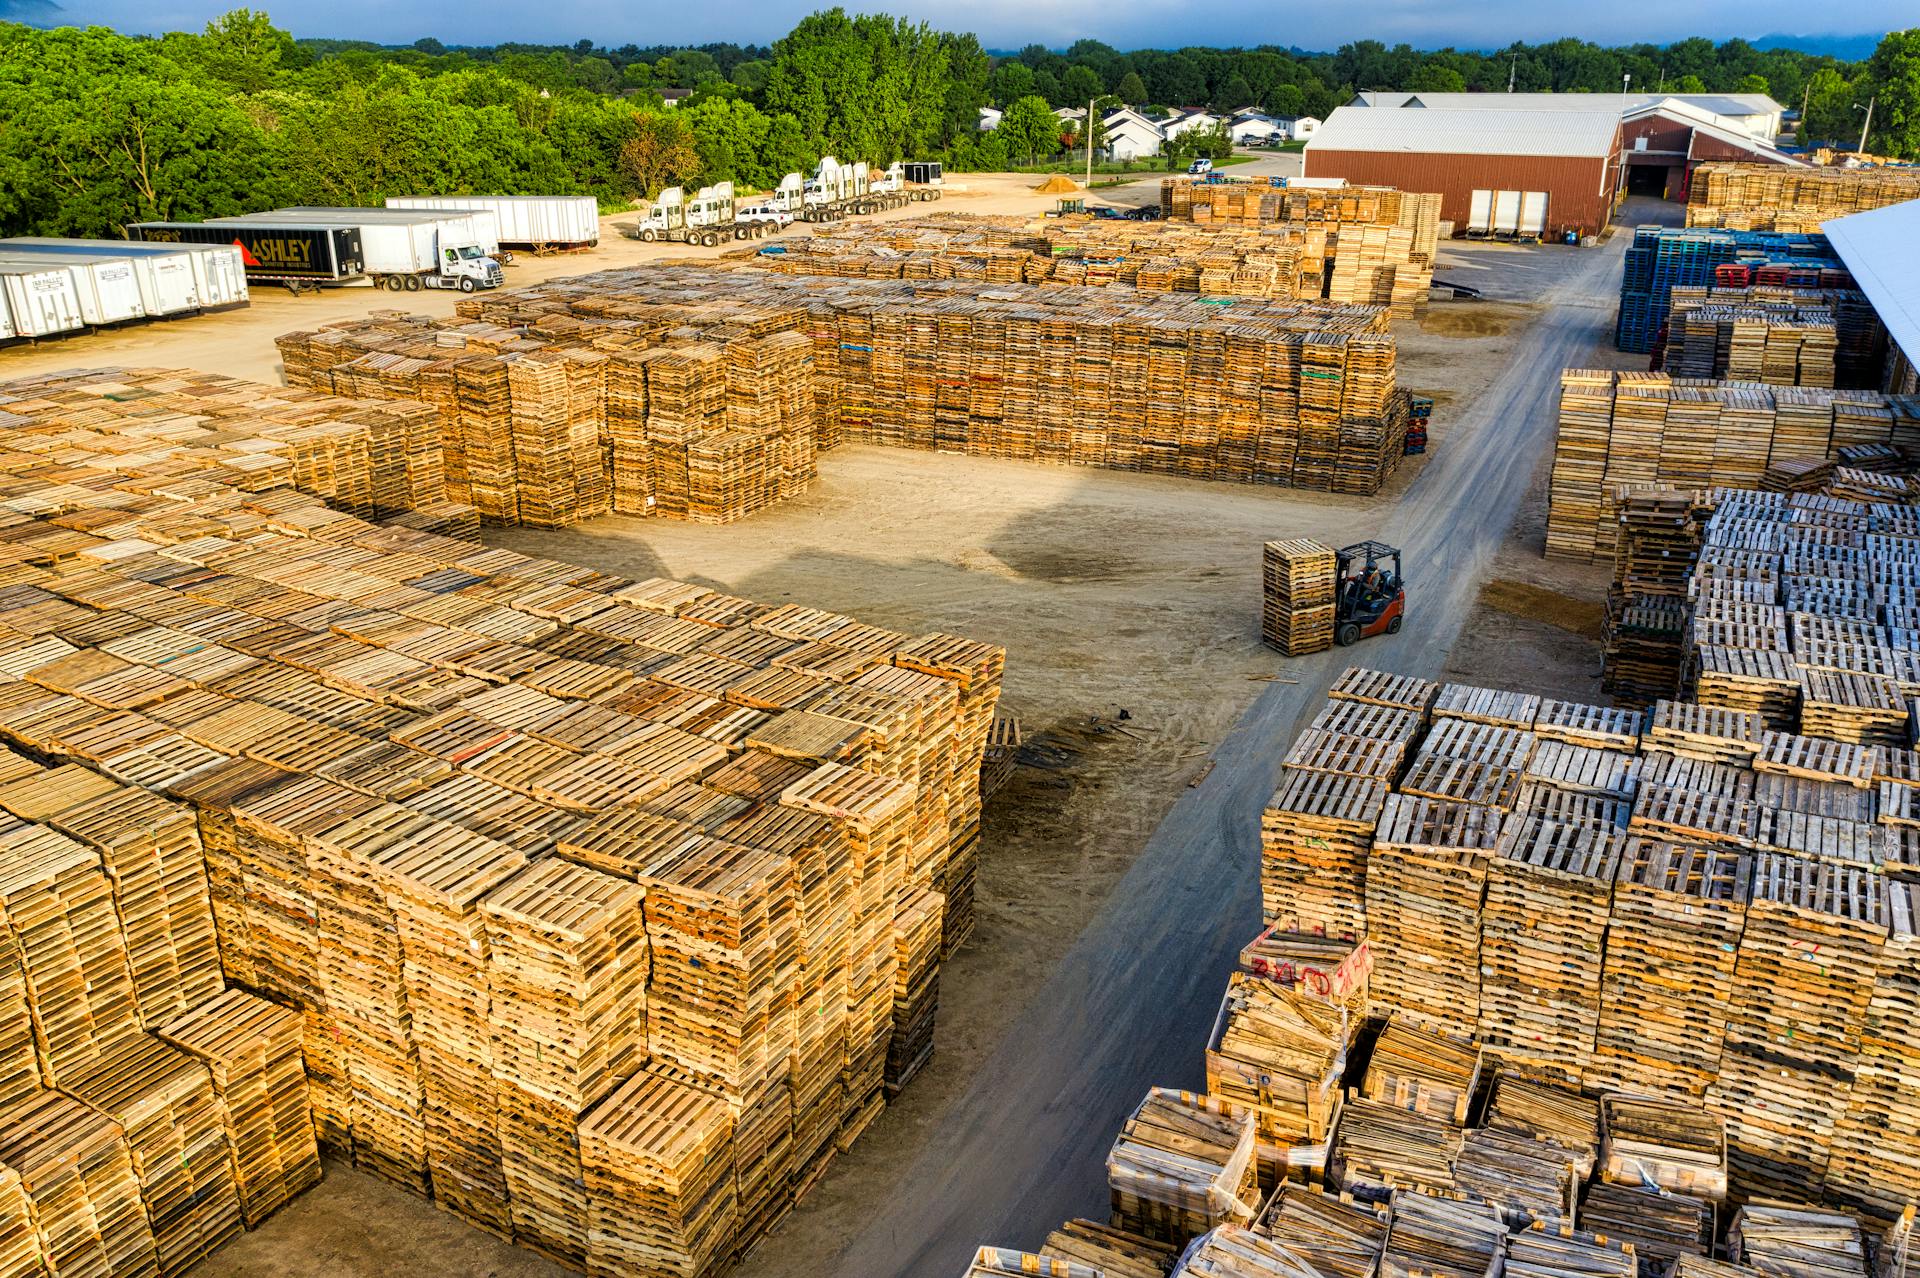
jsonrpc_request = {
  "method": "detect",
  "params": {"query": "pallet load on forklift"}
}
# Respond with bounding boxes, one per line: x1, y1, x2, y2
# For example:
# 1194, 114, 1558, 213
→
1334, 542, 1406, 646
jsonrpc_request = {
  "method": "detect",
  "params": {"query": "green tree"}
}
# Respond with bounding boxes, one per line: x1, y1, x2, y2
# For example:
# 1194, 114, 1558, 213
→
990, 60, 1036, 106
1864, 29, 1920, 157
617, 111, 699, 197
1061, 64, 1103, 105
730, 59, 772, 95
1676, 74, 1708, 93
996, 94, 1058, 164
1407, 62, 1467, 92
1266, 83, 1305, 117
199, 8, 290, 94
1115, 69, 1148, 104
940, 33, 992, 147
1735, 73, 1771, 96
1217, 74, 1254, 108
1800, 67, 1860, 144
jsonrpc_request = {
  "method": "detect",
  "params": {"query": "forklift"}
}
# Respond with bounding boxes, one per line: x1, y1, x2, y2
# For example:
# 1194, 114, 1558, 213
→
1334, 542, 1405, 647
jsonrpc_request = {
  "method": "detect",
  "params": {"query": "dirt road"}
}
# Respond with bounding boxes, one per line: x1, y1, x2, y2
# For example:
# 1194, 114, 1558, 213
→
821, 224, 1632, 1277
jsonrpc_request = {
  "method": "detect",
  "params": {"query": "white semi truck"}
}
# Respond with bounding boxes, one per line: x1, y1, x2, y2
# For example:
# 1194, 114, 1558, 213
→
734, 174, 804, 230
628, 182, 779, 245
208, 209, 503, 291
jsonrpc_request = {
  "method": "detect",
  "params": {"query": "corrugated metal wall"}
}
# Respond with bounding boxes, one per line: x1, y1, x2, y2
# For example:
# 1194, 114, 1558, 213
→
1302, 151, 1620, 236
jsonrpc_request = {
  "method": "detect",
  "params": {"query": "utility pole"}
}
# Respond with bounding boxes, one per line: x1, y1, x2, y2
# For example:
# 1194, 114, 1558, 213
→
1086, 96, 1095, 190
1855, 97, 1876, 155
1508, 55, 1516, 93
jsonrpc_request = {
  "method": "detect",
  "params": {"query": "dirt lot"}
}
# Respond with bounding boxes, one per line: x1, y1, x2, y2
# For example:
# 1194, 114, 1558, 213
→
10, 179, 1651, 1277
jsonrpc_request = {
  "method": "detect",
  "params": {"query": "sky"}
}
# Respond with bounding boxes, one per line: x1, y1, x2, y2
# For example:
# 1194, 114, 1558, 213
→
15, 0, 1899, 51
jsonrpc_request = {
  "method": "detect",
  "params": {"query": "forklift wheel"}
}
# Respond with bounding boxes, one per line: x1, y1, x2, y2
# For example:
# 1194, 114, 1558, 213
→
1387, 617, 1402, 634
1336, 623, 1361, 647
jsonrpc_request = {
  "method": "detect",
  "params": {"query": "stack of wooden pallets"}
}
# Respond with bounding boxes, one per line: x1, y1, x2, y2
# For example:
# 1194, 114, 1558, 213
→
1478, 808, 1620, 1082
1261, 539, 1337, 655
1714, 852, 1888, 1200
1453, 1123, 1582, 1224
1728, 1205, 1870, 1278
1687, 162, 1920, 231
60, 1033, 243, 1274
157, 989, 322, 1228
0, 1090, 158, 1277
1380, 1190, 1506, 1278
1327, 1094, 1462, 1196
1366, 792, 1504, 1034
1598, 1095, 1728, 1203
577, 1067, 737, 1278
1482, 1075, 1598, 1180
1827, 880, 1920, 1218
1578, 1181, 1715, 1275
1589, 840, 1749, 1097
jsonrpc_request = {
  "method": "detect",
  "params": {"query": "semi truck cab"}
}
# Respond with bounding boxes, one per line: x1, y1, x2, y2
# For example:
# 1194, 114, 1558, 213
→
428, 243, 504, 291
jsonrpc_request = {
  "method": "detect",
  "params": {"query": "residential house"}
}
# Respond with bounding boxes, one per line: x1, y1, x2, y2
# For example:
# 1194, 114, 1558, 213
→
1277, 116, 1322, 140
1159, 109, 1223, 141
1228, 111, 1281, 145
1100, 107, 1165, 161
659, 88, 694, 108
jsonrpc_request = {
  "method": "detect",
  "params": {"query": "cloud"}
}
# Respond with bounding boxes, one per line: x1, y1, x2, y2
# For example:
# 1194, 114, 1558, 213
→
47, 0, 1901, 50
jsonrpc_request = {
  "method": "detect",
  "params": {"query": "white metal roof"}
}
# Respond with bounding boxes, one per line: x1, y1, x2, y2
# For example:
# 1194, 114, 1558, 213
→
1306, 104, 1621, 158
1824, 199, 1920, 365
1353, 91, 1784, 119
1622, 97, 1802, 162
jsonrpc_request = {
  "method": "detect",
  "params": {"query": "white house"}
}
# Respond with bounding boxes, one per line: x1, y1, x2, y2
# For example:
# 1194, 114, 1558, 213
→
1159, 109, 1223, 141
1100, 108, 1165, 161
1284, 116, 1322, 141
1228, 111, 1281, 145
978, 105, 1002, 132
1054, 106, 1087, 123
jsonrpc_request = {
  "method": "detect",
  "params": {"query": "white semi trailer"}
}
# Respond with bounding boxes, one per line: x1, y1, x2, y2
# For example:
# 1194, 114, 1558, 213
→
386, 195, 599, 252
210, 210, 502, 291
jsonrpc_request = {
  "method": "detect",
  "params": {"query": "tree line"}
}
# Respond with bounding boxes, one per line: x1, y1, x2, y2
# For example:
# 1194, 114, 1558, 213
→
0, 10, 1915, 241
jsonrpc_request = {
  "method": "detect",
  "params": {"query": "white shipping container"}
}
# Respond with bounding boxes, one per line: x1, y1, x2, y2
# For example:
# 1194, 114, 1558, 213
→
1518, 191, 1550, 238
0, 253, 145, 326
1492, 190, 1523, 236
1468, 190, 1494, 235
389, 195, 599, 248
0, 263, 86, 338
0, 238, 250, 312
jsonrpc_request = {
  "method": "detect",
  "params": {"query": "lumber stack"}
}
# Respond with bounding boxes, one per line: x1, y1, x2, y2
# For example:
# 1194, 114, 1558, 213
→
1727, 1205, 1869, 1278
1256, 1185, 1384, 1278
1581, 1182, 1715, 1276
1505, 1225, 1637, 1278
1826, 881, 1920, 1218
1173, 1224, 1327, 1278
1327, 1094, 1461, 1197
1042, 1218, 1181, 1277
1261, 539, 1337, 656
1482, 1076, 1598, 1180
1598, 1095, 1727, 1203
1380, 1190, 1505, 1278
1204, 972, 1347, 1157
1452, 1128, 1577, 1225
1714, 853, 1888, 1200
1589, 840, 1749, 1097
1107, 1088, 1259, 1245
157, 989, 322, 1228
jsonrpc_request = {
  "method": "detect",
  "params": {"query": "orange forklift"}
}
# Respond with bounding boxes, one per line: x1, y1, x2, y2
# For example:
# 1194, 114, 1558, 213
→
1334, 542, 1405, 647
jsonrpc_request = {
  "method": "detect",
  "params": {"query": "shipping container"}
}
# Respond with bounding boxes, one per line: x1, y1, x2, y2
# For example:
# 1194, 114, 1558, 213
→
0, 252, 145, 326
386, 195, 599, 249
0, 262, 86, 338
133, 222, 364, 287
0, 240, 198, 315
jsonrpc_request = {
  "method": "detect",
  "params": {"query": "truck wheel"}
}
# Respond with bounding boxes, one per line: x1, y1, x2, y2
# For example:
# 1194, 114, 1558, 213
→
640, 229, 657, 243
458, 277, 476, 293
404, 276, 422, 291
